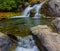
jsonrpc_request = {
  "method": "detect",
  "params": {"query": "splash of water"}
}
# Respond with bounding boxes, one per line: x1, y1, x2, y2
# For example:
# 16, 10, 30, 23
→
34, 1, 46, 18
15, 35, 39, 51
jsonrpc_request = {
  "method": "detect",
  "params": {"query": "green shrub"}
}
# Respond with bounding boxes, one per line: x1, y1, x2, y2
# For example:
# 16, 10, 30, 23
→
0, 0, 30, 11
0, 0, 17, 11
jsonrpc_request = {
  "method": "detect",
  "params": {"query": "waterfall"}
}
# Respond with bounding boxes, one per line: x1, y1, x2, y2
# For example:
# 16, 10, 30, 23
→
15, 35, 39, 51
22, 5, 33, 17
34, 1, 46, 18
11, 5, 34, 18
10, 1, 46, 18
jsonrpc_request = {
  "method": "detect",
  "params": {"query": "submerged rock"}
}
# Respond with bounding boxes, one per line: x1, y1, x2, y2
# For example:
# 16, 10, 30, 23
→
0, 32, 12, 51
52, 18, 60, 33
31, 25, 60, 51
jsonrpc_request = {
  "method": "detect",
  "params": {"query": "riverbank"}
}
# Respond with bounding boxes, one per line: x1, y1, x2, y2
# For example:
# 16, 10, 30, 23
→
0, 12, 22, 18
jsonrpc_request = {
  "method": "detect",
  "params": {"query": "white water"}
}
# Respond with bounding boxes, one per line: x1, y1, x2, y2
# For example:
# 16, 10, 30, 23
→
22, 5, 34, 17
11, 1, 46, 18
11, 5, 34, 18
15, 35, 39, 51
34, 1, 46, 18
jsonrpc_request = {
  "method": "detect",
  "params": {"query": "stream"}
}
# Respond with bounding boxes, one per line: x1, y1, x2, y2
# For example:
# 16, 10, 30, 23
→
0, 17, 53, 51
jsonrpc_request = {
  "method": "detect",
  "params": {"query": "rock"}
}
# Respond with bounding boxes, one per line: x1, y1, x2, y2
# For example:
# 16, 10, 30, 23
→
24, 2, 30, 7
18, 5, 23, 12
30, 9, 36, 17
0, 32, 12, 51
31, 25, 60, 51
47, 0, 60, 16
52, 17, 60, 33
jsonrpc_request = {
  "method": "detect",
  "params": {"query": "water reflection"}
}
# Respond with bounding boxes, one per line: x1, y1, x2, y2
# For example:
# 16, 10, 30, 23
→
24, 18, 41, 27
0, 18, 52, 35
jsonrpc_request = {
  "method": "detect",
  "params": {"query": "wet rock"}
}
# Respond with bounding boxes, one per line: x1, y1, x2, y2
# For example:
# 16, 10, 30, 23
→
30, 9, 36, 17
0, 32, 12, 51
52, 17, 60, 33
31, 25, 60, 51
18, 4, 23, 12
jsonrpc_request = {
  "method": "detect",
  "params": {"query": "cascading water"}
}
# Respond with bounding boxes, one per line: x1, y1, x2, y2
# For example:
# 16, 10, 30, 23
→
11, 1, 46, 18
15, 35, 39, 51
34, 1, 46, 18
11, 5, 34, 18
22, 5, 33, 17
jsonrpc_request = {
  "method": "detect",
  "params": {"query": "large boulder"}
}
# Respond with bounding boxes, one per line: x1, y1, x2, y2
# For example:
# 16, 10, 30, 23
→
0, 32, 12, 51
47, 0, 60, 16
41, 0, 60, 16
31, 25, 60, 51
52, 18, 60, 33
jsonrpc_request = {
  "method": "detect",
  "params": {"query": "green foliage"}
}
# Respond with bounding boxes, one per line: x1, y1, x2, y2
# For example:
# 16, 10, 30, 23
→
0, 0, 30, 11
0, 0, 17, 11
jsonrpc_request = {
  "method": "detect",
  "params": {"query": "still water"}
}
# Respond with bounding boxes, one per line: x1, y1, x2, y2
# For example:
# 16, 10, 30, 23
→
0, 18, 52, 36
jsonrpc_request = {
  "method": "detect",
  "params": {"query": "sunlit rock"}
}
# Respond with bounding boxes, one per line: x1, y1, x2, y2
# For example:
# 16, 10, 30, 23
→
31, 25, 60, 51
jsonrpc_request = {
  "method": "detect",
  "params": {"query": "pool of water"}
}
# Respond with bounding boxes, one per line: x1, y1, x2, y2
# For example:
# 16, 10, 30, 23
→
0, 17, 54, 51
0, 18, 53, 37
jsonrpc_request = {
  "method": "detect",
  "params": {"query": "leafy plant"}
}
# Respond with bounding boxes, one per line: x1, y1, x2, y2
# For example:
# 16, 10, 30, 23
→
0, 0, 17, 11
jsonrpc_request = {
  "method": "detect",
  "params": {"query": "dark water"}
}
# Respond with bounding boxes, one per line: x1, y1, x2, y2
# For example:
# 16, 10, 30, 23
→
0, 17, 53, 51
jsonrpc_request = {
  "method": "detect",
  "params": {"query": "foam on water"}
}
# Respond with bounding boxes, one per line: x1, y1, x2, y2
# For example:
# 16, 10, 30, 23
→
15, 35, 39, 51
15, 46, 39, 51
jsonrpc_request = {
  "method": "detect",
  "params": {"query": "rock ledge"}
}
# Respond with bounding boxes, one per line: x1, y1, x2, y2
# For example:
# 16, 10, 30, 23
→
31, 25, 60, 51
